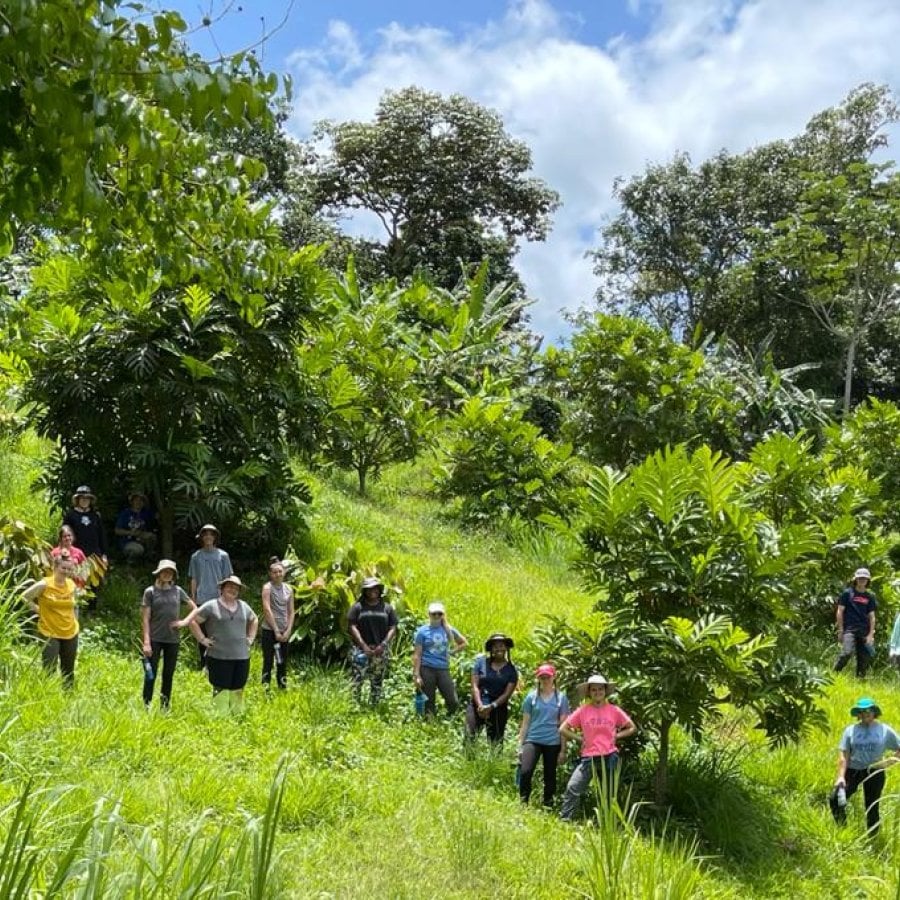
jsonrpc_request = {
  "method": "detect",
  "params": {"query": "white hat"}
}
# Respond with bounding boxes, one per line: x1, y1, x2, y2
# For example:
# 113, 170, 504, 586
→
427, 601, 446, 615
577, 673, 617, 697
854, 568, 871, 582
152, 559, 178, 576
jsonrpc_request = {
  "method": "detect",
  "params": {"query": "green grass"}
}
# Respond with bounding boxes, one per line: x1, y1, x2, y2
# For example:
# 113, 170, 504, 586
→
3, 450, 900, 896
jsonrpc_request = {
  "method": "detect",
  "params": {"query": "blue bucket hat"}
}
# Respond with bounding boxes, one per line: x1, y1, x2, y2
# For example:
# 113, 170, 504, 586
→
850, 697, 881, 717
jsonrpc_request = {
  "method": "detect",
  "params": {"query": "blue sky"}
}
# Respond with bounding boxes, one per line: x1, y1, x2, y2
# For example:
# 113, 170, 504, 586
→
161, 0, 900, 339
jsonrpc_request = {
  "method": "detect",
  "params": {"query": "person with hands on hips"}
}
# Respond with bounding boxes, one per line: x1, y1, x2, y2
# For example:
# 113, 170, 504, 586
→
465, 632, 518, 744
834, 567, 877, 678
830, 696, 900, 836
412, 601, 467, 716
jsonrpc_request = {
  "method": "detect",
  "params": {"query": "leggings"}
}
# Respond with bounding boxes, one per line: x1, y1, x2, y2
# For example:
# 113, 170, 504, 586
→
261, 629, 289, 689
830, 766, 887, 834
42, 635, 78, 688
465, 701, 510, 743
420, 666, 459, 715
143, 641, 179, 708
519, 742, 560, 806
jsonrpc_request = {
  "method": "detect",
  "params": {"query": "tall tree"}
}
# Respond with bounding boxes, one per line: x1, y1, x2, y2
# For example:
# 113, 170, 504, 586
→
301, 86, 560, 293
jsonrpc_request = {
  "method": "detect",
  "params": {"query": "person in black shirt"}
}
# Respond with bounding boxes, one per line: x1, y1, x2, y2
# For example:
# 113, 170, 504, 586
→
348, 576, 398, 705
835, 567, 877, 678
63, 485, 108, 563
465, 632, 518, 745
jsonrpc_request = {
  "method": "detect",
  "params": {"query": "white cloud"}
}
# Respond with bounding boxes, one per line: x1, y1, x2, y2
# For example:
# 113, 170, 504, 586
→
285, 0, 900, 339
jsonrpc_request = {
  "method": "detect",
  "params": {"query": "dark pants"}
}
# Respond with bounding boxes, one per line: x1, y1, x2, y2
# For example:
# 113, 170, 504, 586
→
465, 701, 509, 744
207, 657, 250, 692
197, 623, 209, 669
830, 767, 886, 834
835, 630, 873, 678
42, 635, 78, 688
561, 753, 619, 820
420, 665, 458, 715
261, 629, 288, 689
519, 742, 560, 806
143, 641, 179, 708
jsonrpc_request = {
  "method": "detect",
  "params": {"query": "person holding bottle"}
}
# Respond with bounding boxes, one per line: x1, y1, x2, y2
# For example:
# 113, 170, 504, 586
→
830, 696, 900, 836
517, 663, 570, 807
140, 559, 193, 709
261, 556, 294, 690
412, 602, 467, 716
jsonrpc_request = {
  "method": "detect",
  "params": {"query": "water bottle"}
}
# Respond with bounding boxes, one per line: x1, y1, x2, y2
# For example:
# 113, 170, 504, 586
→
514, 763, 522, 788
414, 691, 427, 716
141, 655, 154, 682
274, 643, 283, 666
836, 784, 847, 807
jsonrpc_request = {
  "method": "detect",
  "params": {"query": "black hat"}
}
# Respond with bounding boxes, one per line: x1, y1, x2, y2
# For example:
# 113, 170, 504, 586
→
484, 632, 514, 651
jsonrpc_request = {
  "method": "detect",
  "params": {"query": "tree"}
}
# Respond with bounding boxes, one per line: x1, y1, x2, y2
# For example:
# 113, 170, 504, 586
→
766, 162, 900, 414
302, 86, 560, 293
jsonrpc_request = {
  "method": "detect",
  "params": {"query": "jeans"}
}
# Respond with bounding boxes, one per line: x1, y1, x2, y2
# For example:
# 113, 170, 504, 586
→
560, 754, 619, 820
351, 649, 389, 704
519, 742, 561, 806
465, 701, 510, 744
261, 629, 289, 689
419, 665, 458, 715
835, 630, 873, 678
143, 641, 179, 708
42, 635, 78, 688
830, 767, 886, 834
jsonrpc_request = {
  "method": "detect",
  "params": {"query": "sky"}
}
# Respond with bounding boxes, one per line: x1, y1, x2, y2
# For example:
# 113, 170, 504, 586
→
163, 0, 900, 340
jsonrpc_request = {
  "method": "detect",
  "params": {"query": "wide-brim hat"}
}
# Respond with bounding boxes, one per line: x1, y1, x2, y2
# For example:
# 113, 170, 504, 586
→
72, 485, 96, 503
484, 632, 514, 651
218, 575, 243, 590
196, 524, 220, 540
850, 696, 881, 717
152, 559, 178, 576
577, 673, 617, 697
853, 567, 871, 582
361, 576, 383, 592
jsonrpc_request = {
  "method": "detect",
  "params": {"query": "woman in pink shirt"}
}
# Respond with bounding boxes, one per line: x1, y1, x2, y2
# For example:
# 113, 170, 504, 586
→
559, 673, 636, 820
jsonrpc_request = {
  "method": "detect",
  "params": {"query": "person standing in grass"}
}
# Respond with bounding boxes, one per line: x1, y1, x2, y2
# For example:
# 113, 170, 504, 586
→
412, 601, 467, 716
834, 567, 877, 678
830, 697, 900, 836
348, 575, 398, 705
188, 524, 232, 669
559, 674, 636, 821
22, 550, 79, 688
517, 663, 570, 807
141, 559, 192, 710
261, 556, 295, 691
465, 633, 518, 744
173, 575, 257, 714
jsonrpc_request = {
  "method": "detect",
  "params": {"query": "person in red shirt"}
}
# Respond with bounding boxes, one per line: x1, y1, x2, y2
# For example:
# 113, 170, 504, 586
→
559, 673, 636, 820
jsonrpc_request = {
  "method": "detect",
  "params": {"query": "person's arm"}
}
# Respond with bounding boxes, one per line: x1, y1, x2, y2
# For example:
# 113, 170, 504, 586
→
282, 589, 295, 643
517, 707, 531, 747
451, 627, 467, 652
558, 700, 570, 760
616, 718, 637, 741
866, 609, 876, 645
261, 584, 277, 633
377, 607, 398, 655
560, 709, 581, 743
189, 576, 199, 608
21, 580, 44, 613
96, 513, 108, 558
835, 748, 850, 784
246, 606, 258, 645
835, 600, 844, 643
141, 604, 152, 656
493, 678, 517, 709
470, 663, 482, 709
348, 605, 370, 654
412, 642, 423, 688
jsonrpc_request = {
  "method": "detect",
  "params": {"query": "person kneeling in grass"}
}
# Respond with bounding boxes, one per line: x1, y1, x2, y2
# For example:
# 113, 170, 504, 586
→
559, 673, 636, 821
830, 696, 900, 836
172, 575, 257, 714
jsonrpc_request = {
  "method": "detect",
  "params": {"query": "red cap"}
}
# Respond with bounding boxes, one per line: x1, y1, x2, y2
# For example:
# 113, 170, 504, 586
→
535, 664, 556, 678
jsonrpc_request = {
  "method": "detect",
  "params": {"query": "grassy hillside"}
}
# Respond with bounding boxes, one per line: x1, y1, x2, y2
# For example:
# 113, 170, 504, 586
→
2, 441, 900, 897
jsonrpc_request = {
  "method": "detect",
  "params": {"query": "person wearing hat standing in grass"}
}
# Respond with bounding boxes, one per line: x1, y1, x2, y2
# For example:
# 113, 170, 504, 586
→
172, 575, 258, 714
834, 567, 877, 678
464, 633, 519, 744
412, 602, 467, 716
188, 524, 232, 669
114, 492, 157, 562
559, 674, 636, 821
517, 663, 570, 807
140, 559, 192, 709
63, 486, 108, 566
830, 697, 900, 835
261, 556, 295, 691
348, 575, 398, 705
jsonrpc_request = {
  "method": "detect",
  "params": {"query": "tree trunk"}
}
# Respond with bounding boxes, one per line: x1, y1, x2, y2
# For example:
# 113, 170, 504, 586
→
842, 337, 857, 417
357, 465, 367, 496
655, 718, 672, 807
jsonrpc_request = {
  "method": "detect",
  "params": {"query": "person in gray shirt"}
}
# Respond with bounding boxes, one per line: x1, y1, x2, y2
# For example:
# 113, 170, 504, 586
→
173, 575, 258, 714
261, 556, 294, 690
140, 559, 193, 709
187, 524, 232, 669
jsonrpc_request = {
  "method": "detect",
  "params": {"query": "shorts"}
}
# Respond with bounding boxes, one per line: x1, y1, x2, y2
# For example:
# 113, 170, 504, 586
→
206, 657, 250, 691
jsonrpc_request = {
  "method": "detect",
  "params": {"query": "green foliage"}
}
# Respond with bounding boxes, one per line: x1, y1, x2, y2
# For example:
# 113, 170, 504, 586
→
0, 516, 50, 580
434, 390, 580, 527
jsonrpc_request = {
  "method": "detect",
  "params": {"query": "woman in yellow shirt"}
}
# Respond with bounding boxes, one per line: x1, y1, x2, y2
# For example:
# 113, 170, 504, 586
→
22, 551, 80, 687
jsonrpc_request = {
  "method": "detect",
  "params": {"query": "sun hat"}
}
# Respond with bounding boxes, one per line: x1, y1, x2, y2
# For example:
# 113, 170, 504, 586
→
72, 485, 96, 503
218, 575, 243, 590
152, 559, 178, 576
427, 601, 446, 615
853, 567, 871, 582
850, 697, 881, 717
484, 632, 514, 651
577, 673, 617, 697
535, 663, 557, 678
361, 576, 383, 591
128, 491, 147, 502
196, 524, 220, 540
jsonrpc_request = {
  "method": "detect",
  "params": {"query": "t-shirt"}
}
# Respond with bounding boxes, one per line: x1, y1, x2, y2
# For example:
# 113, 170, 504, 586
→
195, 598, 257, 660
414, 623, 463, 669
523, 689, 571, 745
188, 547, 233, 604
37, 578, 79, 640
63, 507, 107, 556
564, 702, 634, 758
142, 584, 190, 644
840, 721, 900, 769
115, 506, 155, 549
839, 588, 877, 632
261, 582, 294, 633
472, 655, 518, 704
348, 599, 398, 646
51, 546, 86, 566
